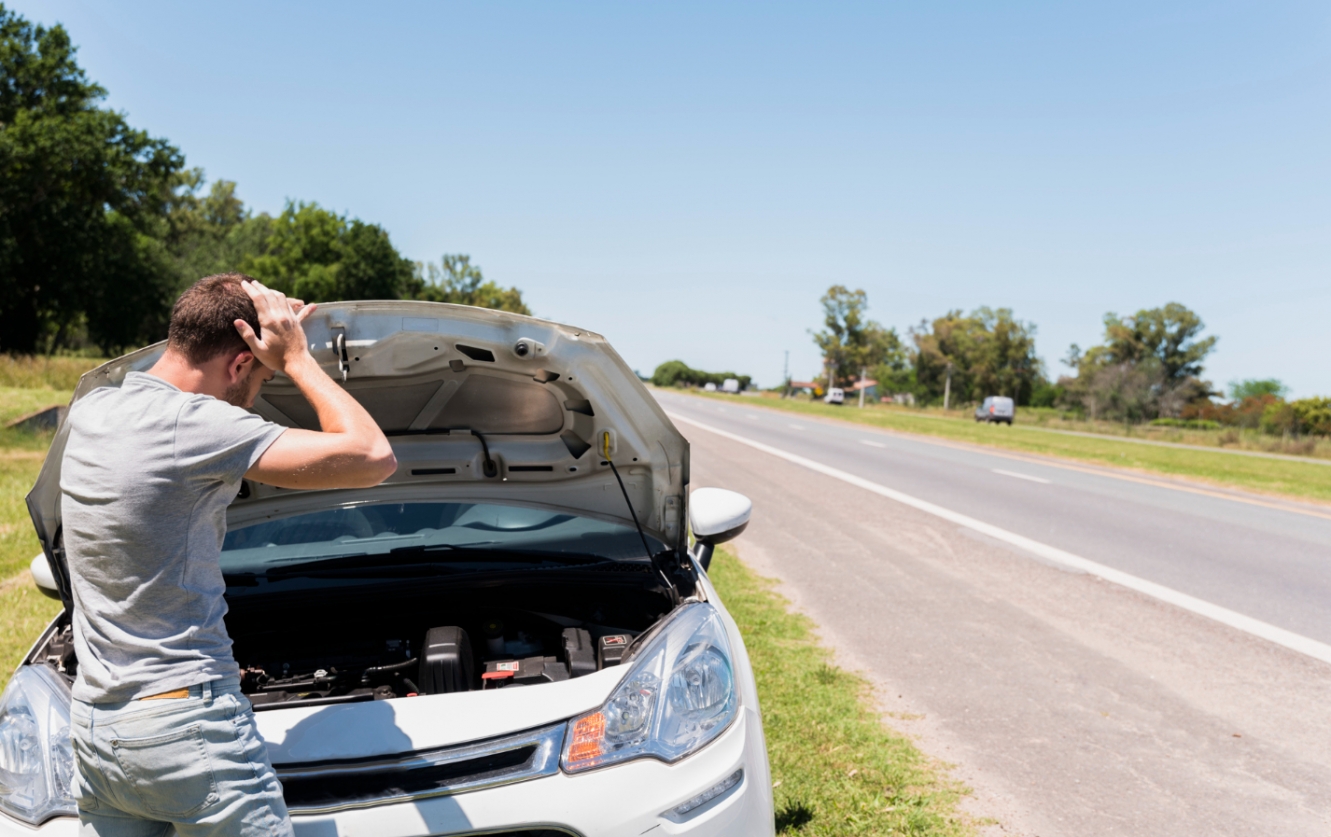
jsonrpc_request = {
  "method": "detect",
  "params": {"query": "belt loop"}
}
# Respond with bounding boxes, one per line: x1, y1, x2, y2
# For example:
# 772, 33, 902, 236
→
201, 680, 213, 702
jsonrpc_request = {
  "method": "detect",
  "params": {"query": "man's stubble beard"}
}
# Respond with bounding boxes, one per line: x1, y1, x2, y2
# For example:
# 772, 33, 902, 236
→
223, 366, 263, 408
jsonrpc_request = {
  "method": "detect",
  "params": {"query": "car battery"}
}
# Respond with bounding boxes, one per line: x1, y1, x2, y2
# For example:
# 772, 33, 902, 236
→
481, 656, 570, 688
597, 634, 632, 668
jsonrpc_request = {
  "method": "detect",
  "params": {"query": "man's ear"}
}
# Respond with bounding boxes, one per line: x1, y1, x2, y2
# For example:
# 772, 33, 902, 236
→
226, 350, 257, 384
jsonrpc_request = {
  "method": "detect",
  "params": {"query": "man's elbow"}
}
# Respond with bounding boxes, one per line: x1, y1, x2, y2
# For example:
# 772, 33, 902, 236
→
361, 443, 397, 485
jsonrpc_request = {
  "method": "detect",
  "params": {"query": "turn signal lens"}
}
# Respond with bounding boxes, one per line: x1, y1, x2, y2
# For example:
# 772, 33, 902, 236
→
566, 712, 606, 764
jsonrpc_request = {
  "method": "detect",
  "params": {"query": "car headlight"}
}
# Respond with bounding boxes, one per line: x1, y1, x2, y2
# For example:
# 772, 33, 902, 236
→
562, 603, 738, 772
0, 666, 76, 824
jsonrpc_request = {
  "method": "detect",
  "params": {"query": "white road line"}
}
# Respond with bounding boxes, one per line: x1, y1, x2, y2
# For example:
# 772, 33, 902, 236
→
860, 440, 886, 448
994, 468, 1050, 484
789, 424, 805, 430
669, 412, 1331, 667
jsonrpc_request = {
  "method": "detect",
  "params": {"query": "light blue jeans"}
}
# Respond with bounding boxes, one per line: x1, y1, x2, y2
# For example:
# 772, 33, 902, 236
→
70, 678, 293, 837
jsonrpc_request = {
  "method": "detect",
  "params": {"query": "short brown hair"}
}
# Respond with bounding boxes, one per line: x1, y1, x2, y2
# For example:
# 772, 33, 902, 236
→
167, 274, 261, 365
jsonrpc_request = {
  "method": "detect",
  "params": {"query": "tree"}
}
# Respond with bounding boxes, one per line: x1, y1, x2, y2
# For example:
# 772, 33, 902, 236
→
1229, 378, 1286, 402
1101, 303, 1216, 382
237, 201, 414, 303
650, 360, 751, 391
911, 307, 1043, 405
0, 6, 184, 353
405, 254, 531, 315
811, 286, 907, 387
1059, 303, 1216, 420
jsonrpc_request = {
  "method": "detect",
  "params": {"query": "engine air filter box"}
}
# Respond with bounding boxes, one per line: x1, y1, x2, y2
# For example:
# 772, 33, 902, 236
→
562, 628, 596, 678
419, 626, 474, 694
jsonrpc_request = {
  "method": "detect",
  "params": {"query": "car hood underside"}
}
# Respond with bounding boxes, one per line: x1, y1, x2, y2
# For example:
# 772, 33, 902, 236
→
27, 301, 690, 565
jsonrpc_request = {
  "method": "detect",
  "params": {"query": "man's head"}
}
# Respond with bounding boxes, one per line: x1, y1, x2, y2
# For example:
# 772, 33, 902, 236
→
166, 274, 274, 407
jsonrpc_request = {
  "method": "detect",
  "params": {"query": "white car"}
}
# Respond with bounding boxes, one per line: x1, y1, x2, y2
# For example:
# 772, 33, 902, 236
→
823, 387, 844, 405
3, 302, 775, 836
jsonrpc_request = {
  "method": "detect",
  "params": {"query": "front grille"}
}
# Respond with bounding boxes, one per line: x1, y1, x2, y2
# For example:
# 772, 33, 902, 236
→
276, 722, 566, 815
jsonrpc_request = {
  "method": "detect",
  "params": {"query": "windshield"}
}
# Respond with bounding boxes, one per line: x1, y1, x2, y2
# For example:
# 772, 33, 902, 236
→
221, 501, 659, 575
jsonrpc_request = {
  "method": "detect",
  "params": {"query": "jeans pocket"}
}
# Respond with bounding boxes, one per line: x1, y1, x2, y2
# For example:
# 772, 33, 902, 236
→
111, 723, 219, 818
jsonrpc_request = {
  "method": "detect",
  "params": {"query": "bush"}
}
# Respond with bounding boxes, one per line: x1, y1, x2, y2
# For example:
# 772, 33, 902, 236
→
1029, 382, 1064, 408
1149, 418, 1221, 431
1262, 397, 1331, 437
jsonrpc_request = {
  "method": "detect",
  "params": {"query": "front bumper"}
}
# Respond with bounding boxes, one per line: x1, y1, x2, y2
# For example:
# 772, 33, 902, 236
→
0, 708, 772, 837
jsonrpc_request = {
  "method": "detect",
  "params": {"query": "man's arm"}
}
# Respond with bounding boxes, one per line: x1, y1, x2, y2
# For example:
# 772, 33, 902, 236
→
237, 282, 397, 490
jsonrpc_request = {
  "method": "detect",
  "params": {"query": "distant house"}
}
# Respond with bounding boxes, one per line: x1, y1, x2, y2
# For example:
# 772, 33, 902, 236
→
848, 379, 878, 401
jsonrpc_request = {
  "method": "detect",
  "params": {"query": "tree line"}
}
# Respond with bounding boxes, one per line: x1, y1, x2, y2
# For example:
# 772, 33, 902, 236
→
807, 285, 1328, 436
650, 360, 752, 391
0, 6, 528, 355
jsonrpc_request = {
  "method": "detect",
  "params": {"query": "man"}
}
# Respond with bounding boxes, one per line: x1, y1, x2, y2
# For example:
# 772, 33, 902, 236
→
61, 274, 397, 836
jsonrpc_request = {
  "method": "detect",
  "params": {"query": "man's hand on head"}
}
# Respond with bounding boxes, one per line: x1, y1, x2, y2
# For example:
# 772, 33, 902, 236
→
234, 280, 318, 374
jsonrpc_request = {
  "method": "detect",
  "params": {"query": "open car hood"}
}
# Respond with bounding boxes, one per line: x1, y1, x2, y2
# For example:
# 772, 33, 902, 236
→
26, 301, 690, 579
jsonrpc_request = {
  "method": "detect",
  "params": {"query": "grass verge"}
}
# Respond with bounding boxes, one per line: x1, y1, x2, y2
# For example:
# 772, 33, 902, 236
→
683, 392, 1331, 504
0, 577, 61, 692
1, 429, 60, 691
0, 354, 101, 390
0, 386, 75, 425
708, 546, 972, 836
1, 434, 49, 580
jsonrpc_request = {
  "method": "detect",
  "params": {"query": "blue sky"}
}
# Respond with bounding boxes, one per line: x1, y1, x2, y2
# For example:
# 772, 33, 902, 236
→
17, 1, 1331, 395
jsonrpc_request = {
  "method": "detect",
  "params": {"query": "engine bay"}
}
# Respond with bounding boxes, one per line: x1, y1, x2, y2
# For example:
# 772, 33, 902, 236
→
31, 558, 678, 710
234, 609, 640, 710
222, 574, 672, 710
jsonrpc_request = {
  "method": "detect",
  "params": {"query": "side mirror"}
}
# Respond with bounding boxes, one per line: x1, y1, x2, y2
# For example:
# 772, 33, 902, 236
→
689, 487, 752, 545
30, 553, 61, 601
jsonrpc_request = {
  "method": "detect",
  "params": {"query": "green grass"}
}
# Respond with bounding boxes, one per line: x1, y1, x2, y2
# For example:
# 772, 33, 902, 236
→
0, 578, 61, 691
0, 432, 60, 691
708, 547, 972, 836
1, 440, 48, 581
0, 386, 74, 425
686, 392, 1331, 503
0, 354, 101, 390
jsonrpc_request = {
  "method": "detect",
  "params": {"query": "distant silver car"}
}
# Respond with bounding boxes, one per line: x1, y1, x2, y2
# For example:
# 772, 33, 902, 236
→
975, 395, 1015, 425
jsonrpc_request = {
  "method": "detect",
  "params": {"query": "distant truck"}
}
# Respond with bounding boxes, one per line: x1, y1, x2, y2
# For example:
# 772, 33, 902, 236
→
721, 378, 741, 394
824, 387, 845, 406
975, 395, 1014, 425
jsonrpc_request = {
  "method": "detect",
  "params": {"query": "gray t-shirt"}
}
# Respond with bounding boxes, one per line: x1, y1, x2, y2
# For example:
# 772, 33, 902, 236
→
60, 372, 286, 703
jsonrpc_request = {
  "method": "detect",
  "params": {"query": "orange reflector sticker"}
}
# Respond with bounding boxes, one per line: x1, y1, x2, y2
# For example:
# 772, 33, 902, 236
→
567, 712, 606, 763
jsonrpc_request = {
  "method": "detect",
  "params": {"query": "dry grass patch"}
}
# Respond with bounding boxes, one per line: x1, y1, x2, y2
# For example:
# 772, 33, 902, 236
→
0, 354, 101, 390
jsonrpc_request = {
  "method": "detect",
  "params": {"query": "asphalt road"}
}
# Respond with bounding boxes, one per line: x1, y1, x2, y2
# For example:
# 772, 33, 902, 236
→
657, 391, 1331, 837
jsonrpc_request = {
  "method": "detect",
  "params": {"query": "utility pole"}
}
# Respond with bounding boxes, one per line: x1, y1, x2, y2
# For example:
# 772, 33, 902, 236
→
783, 350, 789, 399
858, 366, 867, 408
943, 361, 954, 411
